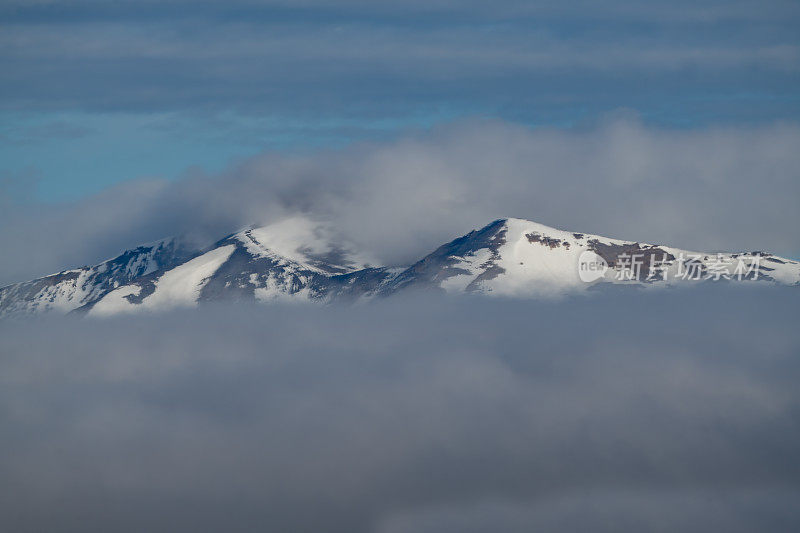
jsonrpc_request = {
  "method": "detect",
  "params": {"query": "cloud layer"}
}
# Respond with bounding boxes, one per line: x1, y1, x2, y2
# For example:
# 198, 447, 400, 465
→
1, 0, 798, 123
1, 287, 798, 532
2, 117, 799, 286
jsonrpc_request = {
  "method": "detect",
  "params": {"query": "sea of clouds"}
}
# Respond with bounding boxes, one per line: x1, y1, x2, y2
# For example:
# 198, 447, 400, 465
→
1, 286, 798, 532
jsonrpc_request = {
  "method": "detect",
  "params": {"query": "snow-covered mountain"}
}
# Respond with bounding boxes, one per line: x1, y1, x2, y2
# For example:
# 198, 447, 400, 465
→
0, 237, 198, 317
87, 216, 396, 316
1, 217, 797, 318
382, 218, 800, 297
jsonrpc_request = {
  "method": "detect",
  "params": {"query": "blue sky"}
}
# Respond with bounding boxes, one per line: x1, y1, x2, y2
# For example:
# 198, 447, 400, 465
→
2, 0, 799, 202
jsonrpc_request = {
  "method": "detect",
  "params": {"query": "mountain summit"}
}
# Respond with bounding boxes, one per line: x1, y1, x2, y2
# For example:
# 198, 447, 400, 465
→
1, 217, 797, 317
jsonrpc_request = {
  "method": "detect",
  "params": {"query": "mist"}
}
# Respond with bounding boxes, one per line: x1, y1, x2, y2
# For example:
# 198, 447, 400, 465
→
2, 117, 799, 286
1, 286, 798, 532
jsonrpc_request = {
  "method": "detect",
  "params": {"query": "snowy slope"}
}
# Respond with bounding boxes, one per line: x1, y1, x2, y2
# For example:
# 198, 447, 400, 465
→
238, 216, 376, 275
0, 238, 198, 317
89, 245, 236, 316
85, 218, 395, 315
1, 216, 798, 317
384, 218, 800, 297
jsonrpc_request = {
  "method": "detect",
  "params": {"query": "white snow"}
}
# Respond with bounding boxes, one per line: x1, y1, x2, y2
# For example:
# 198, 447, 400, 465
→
760, 257, 800, 284
439, 248, 495, 292
254, 278, 315, 303
5, 216, 799, 319
237, 216, 375, 274
30, 269, 95, 313
480, 218, 607, 296
1, 238, 185, 317
89, 245, 235, 316
441, 218, 800, 297
85, 285, 142, 316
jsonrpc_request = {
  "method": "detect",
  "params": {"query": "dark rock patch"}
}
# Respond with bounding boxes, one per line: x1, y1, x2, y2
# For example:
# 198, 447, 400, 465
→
588, 240, 676, 282
526, 232, 564, 249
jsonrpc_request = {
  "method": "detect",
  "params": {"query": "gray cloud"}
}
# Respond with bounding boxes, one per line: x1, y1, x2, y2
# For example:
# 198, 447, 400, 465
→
1, 117, 799, 286
1, 0, 798, 122
0, 287, 798, 532
376, 488, 800, 533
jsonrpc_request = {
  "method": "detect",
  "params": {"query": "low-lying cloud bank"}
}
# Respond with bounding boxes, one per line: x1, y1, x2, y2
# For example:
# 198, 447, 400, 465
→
2, 117, 799, 286
1, 286, 798, 532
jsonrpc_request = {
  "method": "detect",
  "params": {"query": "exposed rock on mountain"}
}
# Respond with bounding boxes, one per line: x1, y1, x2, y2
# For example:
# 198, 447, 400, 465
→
2, 217, 797, 318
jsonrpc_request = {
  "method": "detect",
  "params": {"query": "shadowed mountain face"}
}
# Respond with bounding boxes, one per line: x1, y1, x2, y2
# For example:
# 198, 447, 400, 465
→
1, 217, 798, 318
381, 219, 508, 295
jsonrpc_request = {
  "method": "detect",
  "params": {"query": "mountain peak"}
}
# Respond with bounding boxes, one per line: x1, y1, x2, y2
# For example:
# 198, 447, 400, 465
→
1, 216, 798, 318
232, 216, 375, 275
382, 217, 800, 297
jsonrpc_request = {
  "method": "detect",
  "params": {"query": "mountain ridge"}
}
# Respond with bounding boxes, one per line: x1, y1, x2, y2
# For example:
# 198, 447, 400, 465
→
1, 217, 798, 318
